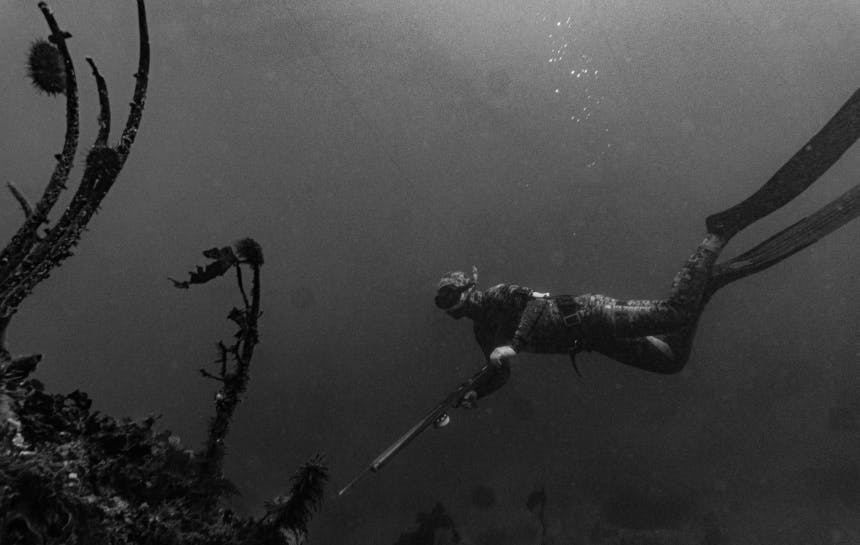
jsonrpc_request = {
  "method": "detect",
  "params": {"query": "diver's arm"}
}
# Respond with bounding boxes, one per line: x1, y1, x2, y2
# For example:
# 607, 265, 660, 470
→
489, 345, 517, 366
464, 324, 512, 403
471, 356, 511, 400
508, 297, 549, 355
486, 298, 549, 368
481, 284, 549, 355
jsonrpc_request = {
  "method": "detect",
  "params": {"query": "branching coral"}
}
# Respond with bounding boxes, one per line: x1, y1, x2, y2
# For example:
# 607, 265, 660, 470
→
0, 0, 149, 358
0, 4, 327, 543
170, 239, 265, 485
1, 239, 329, 544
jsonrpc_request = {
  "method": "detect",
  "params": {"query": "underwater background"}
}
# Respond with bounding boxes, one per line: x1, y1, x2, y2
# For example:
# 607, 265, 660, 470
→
0, 0, 858, 542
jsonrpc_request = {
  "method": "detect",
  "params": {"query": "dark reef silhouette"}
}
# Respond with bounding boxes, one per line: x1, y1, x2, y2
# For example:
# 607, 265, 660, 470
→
0, 3, 327, 543
393, 502, 460, 545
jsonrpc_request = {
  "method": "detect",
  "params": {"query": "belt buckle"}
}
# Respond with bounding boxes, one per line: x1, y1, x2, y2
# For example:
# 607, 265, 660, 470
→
563, 312, 582, 328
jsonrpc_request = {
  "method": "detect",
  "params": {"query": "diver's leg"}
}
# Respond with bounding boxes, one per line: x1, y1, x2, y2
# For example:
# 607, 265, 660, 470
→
706, 87, 860, 241
583, 235, 722, 373
667, 234, 725, 307
590, 319, 700, 374
585, 90, 859, 373
586, 233, 725, 339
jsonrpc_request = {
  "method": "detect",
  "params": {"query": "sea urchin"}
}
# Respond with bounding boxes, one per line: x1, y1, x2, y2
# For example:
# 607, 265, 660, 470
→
27, 39, 66, 95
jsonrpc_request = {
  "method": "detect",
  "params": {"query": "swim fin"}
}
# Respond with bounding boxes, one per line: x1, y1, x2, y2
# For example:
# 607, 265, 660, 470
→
706, 181, 860, 298
706, 87, 860, 241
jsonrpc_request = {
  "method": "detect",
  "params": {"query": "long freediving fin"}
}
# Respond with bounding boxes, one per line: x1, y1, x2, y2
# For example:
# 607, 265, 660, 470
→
337, 364, 497, 497
706, 181, 860, 298
707, 87, 860, 241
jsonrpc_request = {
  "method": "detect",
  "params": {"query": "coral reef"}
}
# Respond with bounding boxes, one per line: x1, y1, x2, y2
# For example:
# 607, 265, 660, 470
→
0, 241, 328, 544
391, 480, 727, 545
0, 3, 327, 543
0, 372, 327, 544
0, 1, 148, 331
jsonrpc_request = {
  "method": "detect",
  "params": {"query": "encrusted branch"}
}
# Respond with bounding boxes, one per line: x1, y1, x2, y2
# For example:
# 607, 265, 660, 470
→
115, 0, 149, 163
235, 262, 251, 309
5, 184, 34, 220
85, 57, 111, 146
0, 2, 79, 283
0, 1, 149, 320
0, 315, 10, 361
200, 257, 262, 482
172, 239, 264, 484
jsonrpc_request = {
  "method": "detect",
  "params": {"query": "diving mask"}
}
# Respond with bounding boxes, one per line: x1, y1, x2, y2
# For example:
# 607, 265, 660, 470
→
434, 267, 478, 311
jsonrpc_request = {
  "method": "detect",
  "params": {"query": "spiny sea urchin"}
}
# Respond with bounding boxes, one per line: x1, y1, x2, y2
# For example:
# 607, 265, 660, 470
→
27, 39, 65, 96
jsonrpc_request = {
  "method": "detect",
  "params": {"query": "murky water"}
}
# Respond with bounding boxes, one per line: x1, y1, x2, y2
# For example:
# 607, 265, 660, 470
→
1, 0, 858, 542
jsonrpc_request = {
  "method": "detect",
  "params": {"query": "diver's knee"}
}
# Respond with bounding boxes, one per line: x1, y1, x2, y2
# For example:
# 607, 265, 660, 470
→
646, 336, 674, 360
645, 336, 687, 374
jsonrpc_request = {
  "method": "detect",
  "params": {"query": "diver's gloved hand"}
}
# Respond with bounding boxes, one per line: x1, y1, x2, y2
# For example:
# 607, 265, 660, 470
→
489, 345, 517, 367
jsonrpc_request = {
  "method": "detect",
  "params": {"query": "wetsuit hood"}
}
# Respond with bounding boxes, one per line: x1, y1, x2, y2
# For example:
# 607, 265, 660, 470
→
435, 267, 478, 314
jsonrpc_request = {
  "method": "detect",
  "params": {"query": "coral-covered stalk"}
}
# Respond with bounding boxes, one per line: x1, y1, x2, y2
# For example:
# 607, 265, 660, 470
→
0, 0, 149, 325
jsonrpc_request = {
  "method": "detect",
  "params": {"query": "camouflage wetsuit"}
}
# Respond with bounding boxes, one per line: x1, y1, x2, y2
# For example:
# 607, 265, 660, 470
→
453, 236, 722, 398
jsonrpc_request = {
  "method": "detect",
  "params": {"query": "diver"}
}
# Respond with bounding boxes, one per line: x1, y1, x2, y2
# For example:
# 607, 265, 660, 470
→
434, 232, 723, 408
337, 89, 858, 496
433, 86, 860, 420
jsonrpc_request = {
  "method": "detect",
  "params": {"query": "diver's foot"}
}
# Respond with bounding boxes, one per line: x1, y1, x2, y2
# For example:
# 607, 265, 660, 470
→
701, 233, 727, 255
434, 413, 451, 429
